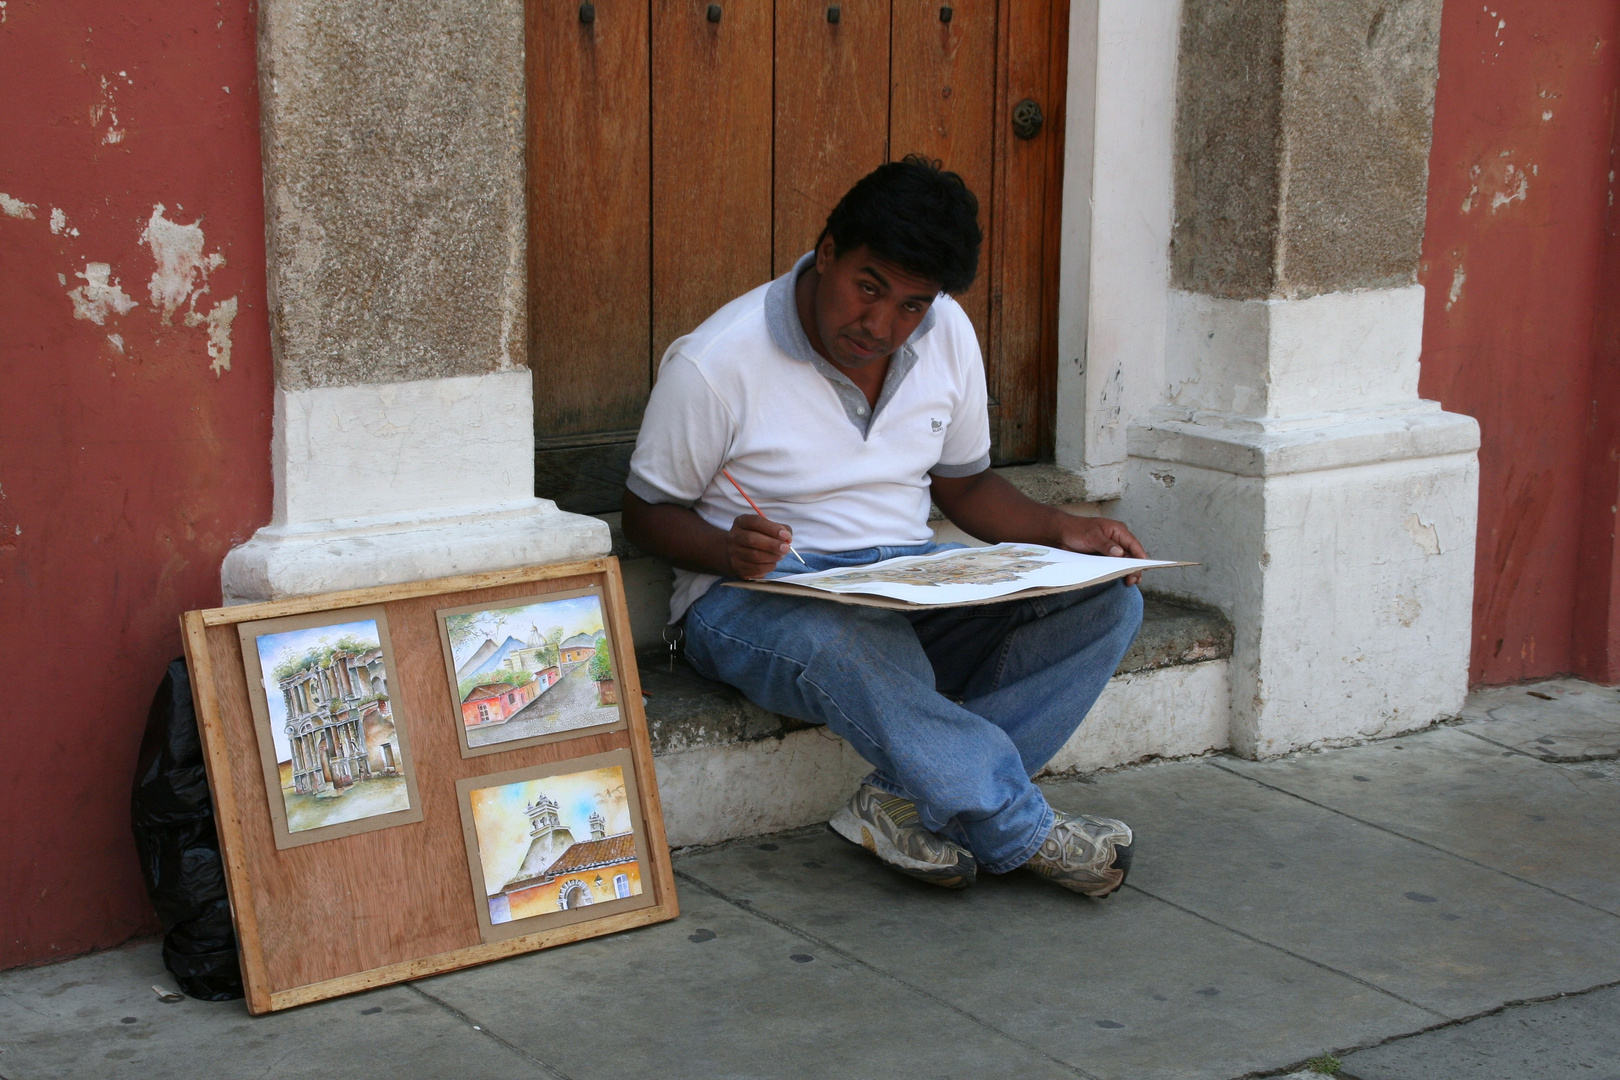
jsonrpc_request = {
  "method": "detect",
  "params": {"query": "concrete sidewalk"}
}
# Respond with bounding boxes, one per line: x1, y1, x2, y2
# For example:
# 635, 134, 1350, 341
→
3, 679, 1617, 1080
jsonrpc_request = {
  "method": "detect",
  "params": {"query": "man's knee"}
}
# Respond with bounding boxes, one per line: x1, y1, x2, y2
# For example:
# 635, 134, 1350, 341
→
1079, 579, 1144, 648
1111, 580, 1145, 634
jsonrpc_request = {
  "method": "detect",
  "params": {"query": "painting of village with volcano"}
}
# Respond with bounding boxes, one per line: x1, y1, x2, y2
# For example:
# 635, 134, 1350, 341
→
438, 590, 623, 756
243, 611, 419, 845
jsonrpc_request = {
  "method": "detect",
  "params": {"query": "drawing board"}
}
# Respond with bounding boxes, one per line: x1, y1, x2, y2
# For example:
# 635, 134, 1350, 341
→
730, 543, 1191, 609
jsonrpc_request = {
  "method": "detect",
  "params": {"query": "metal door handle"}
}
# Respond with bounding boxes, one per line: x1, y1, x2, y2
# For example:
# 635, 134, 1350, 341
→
1012, 98, 1044, 140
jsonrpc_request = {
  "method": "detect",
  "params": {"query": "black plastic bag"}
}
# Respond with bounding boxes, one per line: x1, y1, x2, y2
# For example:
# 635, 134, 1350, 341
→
130, 658, 244, 1001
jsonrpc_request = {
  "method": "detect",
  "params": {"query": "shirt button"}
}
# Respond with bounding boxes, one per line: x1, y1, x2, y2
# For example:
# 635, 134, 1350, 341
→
856, 406, 867, 415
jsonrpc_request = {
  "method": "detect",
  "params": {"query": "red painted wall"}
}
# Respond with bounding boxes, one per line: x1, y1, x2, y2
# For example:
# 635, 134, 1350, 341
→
1572, 99, 1620, 684
0, 2, 272, 967
1418, 1, 1620, 685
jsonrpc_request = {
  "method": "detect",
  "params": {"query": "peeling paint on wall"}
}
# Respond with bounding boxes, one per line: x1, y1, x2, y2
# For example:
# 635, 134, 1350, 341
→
1446, 260, 1466, 311
139, 203, 225, 323
67, 263, 139, 325
0, 193, 36, 219
20, 201, 239, 375
1403, 513, 1442, 556
1491, 162, 1530, 211
90, 74, 129, 145
184, 295, 237, 375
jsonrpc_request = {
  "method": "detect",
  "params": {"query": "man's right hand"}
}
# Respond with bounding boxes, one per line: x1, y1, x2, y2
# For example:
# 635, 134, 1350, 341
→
621, 490, 793, 581
728, 514, 793, 579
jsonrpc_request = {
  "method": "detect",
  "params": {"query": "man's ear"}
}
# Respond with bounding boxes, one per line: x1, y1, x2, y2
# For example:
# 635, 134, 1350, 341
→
814, 234, 837, 273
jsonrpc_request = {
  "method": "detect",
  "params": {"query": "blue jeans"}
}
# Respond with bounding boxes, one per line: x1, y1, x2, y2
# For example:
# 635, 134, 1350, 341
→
682, 543, 1144, 874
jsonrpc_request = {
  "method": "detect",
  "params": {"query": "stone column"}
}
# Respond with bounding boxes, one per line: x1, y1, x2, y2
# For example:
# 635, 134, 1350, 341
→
222, 0, 607, 603
1121, 0, 1480, 756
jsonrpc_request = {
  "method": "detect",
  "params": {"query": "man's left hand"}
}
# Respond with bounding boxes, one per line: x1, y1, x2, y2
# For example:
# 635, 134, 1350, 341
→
929, 469, 1152, 586
1054, 515, 1149, 586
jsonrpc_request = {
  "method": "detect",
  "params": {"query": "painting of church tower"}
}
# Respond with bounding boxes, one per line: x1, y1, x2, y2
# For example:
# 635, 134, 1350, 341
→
468, 764, 644, 927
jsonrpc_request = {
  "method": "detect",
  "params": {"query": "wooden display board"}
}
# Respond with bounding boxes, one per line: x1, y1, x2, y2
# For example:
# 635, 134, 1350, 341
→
180, 557, 678, 1014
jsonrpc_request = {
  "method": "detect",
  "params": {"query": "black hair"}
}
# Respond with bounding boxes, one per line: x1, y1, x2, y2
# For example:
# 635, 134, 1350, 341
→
818, 155, 982, 295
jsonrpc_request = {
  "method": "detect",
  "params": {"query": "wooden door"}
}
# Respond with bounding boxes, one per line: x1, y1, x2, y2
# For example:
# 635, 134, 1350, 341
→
529, 0, 1069, 513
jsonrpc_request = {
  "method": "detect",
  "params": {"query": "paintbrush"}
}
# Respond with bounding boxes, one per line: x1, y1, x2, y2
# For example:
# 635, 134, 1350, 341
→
721, 468, 806, 565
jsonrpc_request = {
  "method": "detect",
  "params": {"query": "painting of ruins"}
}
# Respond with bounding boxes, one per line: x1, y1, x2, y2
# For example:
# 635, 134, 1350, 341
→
437, 589, 623, 757
240, 609, 421, 846
463, 761, 646, 934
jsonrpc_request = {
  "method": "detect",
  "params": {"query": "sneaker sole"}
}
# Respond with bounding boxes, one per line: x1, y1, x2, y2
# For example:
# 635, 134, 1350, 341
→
827, 808, 975, 889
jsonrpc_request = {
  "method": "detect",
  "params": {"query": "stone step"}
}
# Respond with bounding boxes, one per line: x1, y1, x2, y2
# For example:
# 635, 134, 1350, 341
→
638, 595, 1233, 848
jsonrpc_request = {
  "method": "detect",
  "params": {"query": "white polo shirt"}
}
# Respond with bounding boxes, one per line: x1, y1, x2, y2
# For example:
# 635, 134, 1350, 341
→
627, 251, 992, 623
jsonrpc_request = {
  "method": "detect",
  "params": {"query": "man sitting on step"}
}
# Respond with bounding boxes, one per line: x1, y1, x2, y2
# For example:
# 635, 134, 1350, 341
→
621, 156, 1147, 896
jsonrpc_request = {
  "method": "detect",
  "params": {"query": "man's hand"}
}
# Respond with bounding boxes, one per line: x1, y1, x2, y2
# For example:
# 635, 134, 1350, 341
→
1053, 515, 1148, 586
622, 491, 794, 580
930, 469, 1152, 586
728, 514, 793, 579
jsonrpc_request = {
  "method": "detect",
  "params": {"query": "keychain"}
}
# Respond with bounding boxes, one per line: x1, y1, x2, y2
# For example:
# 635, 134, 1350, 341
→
662, 624, 685, 673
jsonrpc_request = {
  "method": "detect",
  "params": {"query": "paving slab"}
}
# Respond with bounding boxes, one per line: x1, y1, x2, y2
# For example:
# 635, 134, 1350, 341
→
676, 828, 1432, 1080
1217, 726, 1620, 915
0, 942, 548, 1080
416, 885, 1082, 1080
1055, 761, 1620, 1019
1337, 983, 1620, 1080
1458, 678, 1620, 760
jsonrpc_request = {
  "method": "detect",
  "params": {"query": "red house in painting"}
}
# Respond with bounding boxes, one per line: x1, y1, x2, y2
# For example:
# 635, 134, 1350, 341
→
461, 680, 538, 729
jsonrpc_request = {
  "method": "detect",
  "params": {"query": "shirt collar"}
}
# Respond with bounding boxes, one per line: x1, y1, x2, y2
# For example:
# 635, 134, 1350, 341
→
763, 251, 939, 439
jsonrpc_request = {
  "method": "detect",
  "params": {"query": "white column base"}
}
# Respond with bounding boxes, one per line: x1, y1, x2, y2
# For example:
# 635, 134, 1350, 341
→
223, 369, 612, 603
1123, 406, 1480, 757
221, 499, 610, 604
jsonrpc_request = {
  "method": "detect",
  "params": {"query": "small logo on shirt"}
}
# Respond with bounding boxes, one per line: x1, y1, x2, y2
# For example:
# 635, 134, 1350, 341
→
930, 418, 944, 433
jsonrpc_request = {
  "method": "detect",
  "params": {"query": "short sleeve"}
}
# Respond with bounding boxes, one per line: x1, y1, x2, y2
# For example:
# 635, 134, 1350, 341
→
930, 316, 992, 477
626, 353, 734, 506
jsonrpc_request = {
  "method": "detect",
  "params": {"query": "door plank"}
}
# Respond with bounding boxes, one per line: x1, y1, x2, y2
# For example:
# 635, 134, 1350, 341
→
530, 0, 652, 439
652, 0, 774, 368
890, 0, 997, 367
774, 0, 893, 273
988, 0, 1064, 461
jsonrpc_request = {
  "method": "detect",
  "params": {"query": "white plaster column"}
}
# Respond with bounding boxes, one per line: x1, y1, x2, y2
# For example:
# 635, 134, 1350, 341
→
222, 0, 608, 603
1056, 0, 1181, 501
1123, 289, 1478, 755
1097, 0, 1478, 755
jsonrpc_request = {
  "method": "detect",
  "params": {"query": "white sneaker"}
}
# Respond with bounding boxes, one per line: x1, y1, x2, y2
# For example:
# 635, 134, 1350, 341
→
1022, 811, 1133, 897
828, 783, 977, 889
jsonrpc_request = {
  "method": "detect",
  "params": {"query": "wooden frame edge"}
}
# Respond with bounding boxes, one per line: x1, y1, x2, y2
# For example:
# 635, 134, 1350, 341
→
266, 900, 678, 1011
603, 562, 680, 915
197, 557, 615, 627
181, 610, 274, 1015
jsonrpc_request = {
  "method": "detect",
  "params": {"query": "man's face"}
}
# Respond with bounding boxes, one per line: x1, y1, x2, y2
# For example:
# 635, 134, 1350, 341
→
810, 237, 941, 371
